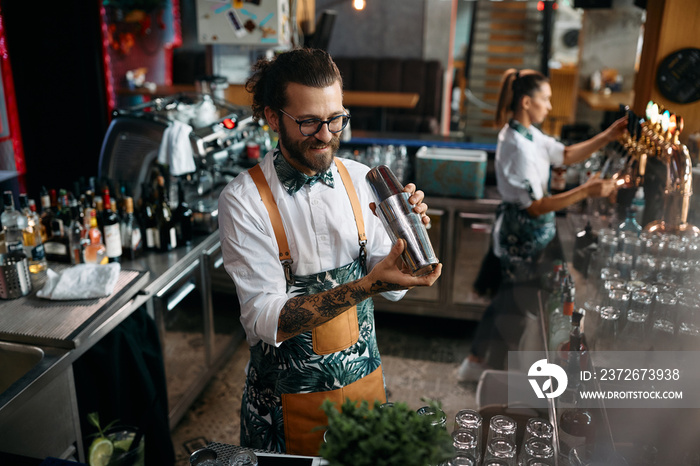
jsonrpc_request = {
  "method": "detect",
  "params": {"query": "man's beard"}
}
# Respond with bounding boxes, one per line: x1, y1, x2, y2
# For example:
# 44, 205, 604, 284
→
278, 120, 341, 174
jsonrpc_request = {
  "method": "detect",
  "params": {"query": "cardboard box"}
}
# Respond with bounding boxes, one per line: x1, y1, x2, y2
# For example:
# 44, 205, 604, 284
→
415, 146, 487, 198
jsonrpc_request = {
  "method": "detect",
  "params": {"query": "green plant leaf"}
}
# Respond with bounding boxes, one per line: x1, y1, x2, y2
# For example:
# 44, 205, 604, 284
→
319, 398, 453, 466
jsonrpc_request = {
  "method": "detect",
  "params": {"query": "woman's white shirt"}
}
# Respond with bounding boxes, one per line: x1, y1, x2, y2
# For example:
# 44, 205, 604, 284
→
495, 123, 565, 209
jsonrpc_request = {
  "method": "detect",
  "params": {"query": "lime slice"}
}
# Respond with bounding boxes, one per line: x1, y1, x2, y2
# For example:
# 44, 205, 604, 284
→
112, 437, 133, 452
89, 437, 114, 466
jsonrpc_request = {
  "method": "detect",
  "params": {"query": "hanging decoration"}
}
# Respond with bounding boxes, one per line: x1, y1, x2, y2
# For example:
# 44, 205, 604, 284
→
103, 0, 167, 56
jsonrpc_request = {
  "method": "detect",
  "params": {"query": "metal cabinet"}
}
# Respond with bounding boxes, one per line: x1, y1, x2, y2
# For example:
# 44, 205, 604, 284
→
374, 196, 499, 321
144, 234, 243, 429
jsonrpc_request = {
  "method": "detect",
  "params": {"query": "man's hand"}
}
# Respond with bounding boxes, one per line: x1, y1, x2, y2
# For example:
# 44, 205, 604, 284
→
403, 183, 431, 226
369, 182, 432, 227
362, 239, 442, 294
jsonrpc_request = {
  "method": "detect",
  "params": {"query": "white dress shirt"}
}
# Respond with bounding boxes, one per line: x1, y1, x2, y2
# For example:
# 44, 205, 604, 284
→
495, 122, 565, 208
218, 152, 405, 347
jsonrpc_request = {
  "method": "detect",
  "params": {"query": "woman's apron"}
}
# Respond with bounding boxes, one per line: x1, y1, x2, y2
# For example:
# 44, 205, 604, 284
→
241, 158, 386, 456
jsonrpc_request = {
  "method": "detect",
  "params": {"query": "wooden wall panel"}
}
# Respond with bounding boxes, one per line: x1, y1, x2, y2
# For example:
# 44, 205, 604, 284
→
634, 0, 700, 142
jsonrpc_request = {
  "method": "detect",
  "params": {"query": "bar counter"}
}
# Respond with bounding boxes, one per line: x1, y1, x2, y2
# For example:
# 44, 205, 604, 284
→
0, 230, 243, 462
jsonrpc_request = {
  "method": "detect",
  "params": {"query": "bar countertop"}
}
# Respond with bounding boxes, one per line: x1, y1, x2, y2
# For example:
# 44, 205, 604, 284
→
0, 230, 222, 417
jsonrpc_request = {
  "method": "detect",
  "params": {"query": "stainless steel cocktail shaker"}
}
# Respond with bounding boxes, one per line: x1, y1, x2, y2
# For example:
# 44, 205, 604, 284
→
366, 165, 439, 277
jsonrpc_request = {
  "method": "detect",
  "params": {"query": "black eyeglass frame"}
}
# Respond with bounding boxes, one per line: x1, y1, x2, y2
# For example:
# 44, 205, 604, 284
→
278, 108, 351, 136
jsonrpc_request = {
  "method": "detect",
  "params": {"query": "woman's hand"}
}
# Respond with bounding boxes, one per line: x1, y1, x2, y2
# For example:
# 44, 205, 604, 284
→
583, 172, 617, 198
603, 116, 629, 144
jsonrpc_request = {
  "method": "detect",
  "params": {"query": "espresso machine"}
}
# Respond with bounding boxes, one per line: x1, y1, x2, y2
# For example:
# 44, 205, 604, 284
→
98, 92, 270, 232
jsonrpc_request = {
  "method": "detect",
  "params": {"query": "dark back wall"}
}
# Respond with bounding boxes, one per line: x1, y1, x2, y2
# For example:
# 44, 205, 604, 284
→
315, 0, 426, 59
2, 0, 108, 201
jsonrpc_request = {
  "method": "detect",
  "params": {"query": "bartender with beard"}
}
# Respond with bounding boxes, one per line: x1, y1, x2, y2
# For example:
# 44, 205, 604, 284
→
218, 48, 442, 456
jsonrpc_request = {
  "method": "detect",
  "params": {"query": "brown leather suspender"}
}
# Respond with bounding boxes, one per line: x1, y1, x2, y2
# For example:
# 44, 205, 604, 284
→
249, 157, 367, 284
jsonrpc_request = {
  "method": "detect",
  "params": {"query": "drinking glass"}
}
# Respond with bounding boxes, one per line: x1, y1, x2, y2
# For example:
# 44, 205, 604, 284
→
650, 281, 675, 296
448, 453, 477, 466
454, 409, 482, 462
518, 419, 554, 466
229, 449, 258, 466
598, 231, 619, 265
454, 408, 483, 432
482, 460, 510, 466
612, 252, 633, 280
519, 438, 554, 466
486, 415, 517, 445
620, 234, 642, 263
667, 237, 687, 259
620, 307, 651, 351
645, 233, 670, 258
452, 429, 479, 459
594, 306, 621, 351
651, 291, 678, 350
630, 289, 653, 318
687, 237, 700, 262
103, 427, 145, 466
632, 254, 656, 282
417, 405, 447, 430
588, 267, 621, 307
522, 417, 553, 443
604, 289, 630, 328
483, 438, 517, 466
604, 278, 627, 293
671, 259, 691, 286
678, 295, 700, 350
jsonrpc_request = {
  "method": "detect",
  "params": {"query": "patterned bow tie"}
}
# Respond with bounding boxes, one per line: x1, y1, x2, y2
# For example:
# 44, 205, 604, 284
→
274, 149, 335, 195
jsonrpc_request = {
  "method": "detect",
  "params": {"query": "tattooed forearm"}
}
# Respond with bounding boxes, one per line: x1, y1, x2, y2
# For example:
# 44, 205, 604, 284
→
278, 301, 314, 335
277, 281, 372, 341
368, 280, 403, 293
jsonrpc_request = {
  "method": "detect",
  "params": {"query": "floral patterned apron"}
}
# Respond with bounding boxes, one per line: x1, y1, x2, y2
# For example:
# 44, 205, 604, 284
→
241, 158, 386, 455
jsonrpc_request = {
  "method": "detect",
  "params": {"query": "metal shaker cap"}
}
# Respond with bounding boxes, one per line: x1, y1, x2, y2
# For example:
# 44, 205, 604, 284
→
366, 165, 404, 203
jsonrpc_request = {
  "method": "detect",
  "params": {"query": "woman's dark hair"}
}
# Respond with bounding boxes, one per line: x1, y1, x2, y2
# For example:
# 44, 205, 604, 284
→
245, 47, 343, 120
494, 68, 549, 127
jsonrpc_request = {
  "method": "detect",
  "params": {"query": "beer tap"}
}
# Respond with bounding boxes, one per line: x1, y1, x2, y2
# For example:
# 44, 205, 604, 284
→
643, 102, 698, 236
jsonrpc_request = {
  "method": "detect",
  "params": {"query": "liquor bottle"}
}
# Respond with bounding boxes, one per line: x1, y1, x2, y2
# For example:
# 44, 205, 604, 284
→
28, 199, 48, 243
560, 309, 587, 385
548, 271, 575, 352
18, 194, 47, 274
43, 191, 71, 263
120, 196, 143, 260
632, 187, 645, 226
541, 260, 564, 302
618, 207, 642, 237
573, 221, 596, 276
39, 186, 53, 241
141, 183, 159, 251
101, 189, 122, 262
83, 210, 107, 265
2, 191, 27, 257
174, 180, 193, 246
68, 201, 85, 265
58, 190, 73, 228
94, 195, 105, 233
558, 385, 596, 458
155, 176, 177, 252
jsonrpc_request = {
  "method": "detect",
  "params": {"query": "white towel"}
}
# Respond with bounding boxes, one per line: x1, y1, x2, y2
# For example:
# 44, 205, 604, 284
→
157, 120, 197, 176
37, 263, 121, 300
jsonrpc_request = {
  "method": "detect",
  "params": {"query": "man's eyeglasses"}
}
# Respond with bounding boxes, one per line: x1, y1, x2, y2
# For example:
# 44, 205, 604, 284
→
279, 109, 351, 137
